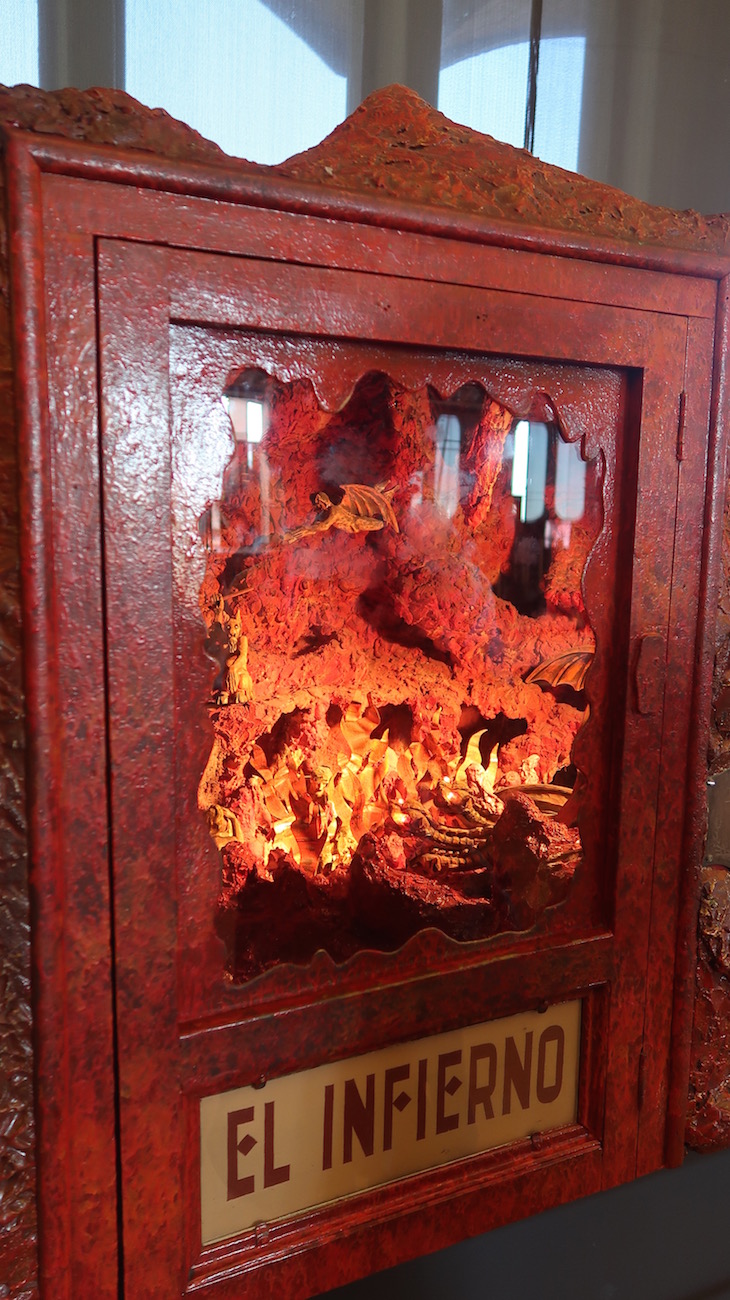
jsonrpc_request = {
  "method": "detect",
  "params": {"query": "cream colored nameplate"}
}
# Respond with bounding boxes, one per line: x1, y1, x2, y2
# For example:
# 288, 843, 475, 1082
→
200, 999, 581, 1245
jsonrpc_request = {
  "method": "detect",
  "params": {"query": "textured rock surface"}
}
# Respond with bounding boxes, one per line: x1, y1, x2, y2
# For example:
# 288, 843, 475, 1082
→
0, 82, 230, 163
276, 84, 730, 256
686, 866, 730, 1148
709, 497, 730, 775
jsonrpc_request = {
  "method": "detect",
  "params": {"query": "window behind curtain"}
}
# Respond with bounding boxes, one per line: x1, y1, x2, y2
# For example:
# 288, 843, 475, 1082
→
0, 0, 38, 87
532, 32, 585, 171
438, 0, 532, 148
0, 0, 583, 171
125, 0, 358, 163
438, 0, 585, 170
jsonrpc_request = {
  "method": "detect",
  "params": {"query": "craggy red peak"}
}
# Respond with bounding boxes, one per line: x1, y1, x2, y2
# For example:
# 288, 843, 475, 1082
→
0, 82, 229, 164
1, 80, 729, 254
276, 82, 730, 254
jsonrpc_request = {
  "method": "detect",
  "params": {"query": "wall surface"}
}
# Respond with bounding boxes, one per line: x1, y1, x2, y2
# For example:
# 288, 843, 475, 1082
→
322, 1149, 730, 1300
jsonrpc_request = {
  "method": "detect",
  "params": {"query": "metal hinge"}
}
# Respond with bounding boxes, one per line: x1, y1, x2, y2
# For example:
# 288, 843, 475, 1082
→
676, 390, 687, 462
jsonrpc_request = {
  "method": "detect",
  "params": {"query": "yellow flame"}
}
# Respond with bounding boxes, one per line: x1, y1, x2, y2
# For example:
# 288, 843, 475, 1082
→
251, 702, 503, 872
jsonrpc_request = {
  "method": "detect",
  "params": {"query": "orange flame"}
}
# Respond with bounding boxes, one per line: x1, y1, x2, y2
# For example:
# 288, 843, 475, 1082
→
247, 701, 503, 873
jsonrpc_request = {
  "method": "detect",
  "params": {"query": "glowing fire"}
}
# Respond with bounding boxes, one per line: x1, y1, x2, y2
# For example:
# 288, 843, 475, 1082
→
199, 371, 598, 975
241, 699, 505, 873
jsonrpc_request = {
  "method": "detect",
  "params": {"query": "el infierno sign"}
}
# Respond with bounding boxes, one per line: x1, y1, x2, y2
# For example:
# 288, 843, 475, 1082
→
200, 1001, 581, 1244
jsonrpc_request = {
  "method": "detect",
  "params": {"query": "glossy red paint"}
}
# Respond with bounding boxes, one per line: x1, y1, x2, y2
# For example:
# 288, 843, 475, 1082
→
0, 135, 37, 1299
0, 83, 728, 1297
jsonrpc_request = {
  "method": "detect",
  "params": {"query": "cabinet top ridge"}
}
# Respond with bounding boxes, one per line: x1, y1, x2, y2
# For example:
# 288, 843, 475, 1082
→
1, 81, 728, 262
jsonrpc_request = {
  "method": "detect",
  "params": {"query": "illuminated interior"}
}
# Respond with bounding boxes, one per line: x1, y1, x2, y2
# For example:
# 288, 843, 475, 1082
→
198, 369, 601, 978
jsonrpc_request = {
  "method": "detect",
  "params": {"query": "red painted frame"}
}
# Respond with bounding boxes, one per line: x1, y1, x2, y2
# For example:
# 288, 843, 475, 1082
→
5, 124, 726, 1297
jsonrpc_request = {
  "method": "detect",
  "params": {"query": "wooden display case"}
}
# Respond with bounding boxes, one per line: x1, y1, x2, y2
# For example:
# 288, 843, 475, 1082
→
2, 83, 729, 1298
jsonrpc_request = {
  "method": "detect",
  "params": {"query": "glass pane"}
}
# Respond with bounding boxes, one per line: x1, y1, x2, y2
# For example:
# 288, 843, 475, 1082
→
523, 420, 549, 522
200, 368, 601, 980
0, 0, 39, 87
555, 435, 586, 521
125, 0, 360, 163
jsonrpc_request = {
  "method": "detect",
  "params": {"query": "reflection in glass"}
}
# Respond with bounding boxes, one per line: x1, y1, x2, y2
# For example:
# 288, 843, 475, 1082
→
434, 413, 462, 518
556, 436, 586, 522
496, 419, 590, 616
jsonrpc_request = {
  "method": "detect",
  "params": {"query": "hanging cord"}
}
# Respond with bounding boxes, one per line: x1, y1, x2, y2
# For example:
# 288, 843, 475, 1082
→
524, 0, 543, 152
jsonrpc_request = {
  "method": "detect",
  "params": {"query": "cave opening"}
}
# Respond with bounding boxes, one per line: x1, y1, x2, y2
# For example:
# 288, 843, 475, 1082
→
197, 369, 601, 979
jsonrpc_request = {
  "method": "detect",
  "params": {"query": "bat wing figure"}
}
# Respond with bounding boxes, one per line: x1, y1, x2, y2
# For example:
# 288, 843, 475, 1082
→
286, 482, 399, 541
524, 649, 593, 691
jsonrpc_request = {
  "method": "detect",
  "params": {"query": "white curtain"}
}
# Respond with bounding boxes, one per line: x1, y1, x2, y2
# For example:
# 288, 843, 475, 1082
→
1, 0, 729, 211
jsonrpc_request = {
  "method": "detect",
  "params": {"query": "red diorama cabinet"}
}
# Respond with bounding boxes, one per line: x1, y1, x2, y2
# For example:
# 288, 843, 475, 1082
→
2, 86, 729, 1298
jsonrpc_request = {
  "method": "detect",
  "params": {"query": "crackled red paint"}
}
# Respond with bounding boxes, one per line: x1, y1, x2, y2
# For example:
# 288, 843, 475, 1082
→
0, 155, 37, 1299
0, 80, 728, 1299
275, 85, 730, 259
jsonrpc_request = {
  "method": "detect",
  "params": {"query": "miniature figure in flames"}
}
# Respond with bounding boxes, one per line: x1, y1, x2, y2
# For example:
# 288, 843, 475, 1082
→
215, 604, 253, 706
286, 482, 399, 541
198, 371, 600, 979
